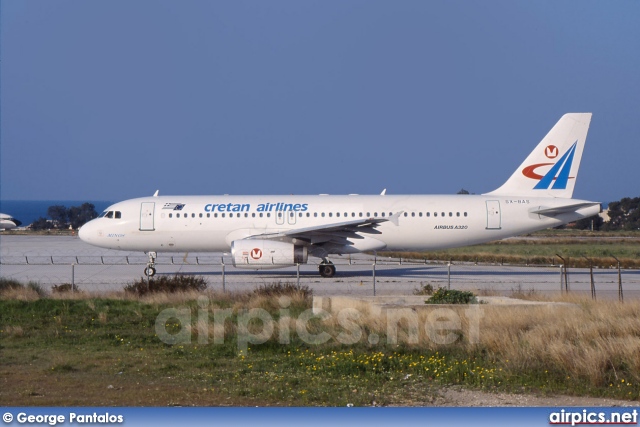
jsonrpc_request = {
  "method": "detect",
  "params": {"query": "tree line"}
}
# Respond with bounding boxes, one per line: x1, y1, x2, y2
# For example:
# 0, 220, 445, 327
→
30, 203, 98, 230
573, 197, 639, 231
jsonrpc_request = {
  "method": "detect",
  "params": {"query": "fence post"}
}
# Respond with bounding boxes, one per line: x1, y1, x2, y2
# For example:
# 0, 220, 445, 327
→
556, 254, 568, 293
612, 256, 623, 302
583, 256, 596, 300
558, 264, 564, 293
222, 260, 226, 293
372, 263, 376, 296
296, 263, 300, 287
71, 263, 75, 293
447, 260, 452, 290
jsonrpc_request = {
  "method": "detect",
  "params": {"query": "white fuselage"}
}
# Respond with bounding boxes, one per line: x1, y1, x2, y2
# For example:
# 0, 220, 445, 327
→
78, 194, 600, 254
0, 214, 21, 230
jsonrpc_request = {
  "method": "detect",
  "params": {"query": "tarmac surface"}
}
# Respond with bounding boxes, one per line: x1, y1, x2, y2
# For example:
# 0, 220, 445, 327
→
1, 234, 639, 299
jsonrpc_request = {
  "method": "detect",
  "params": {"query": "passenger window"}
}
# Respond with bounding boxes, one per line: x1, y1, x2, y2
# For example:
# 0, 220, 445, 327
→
259, 213, 263, 218
344, 212, 348, 217
322, 213, 325, 217
456, 212, 460, 217
169, 213, 173, 218
442, 212, 445, 217
427, 212, 430, 217
245, 213, 248, 218
214, 213, 218, 218
329, 213, 333, 217
359, 213, 363, 217
419, 212, 423, 217
366, 212, 370, 217
314, 213, 318, 217
252, 213, 256, 218
267, 213, 271, 218
411, 212, 415, 217
289, 212, 294, 217
464, 212, 468, 217
404, 212, 408, 217
176, 213, 180, 218
207, 213, 210, 218
381, 212, 386, 217
199, 213, 203, 218
434, 212, 438, 217
449, 212, 453, 217
352, 213, 355, 217
374, 212, 378, 217
299, 212, 303, 217
222, 213, 225, 218
336, 213, 340, 217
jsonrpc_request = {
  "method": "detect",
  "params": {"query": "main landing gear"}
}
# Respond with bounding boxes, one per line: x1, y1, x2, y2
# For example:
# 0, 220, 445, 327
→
144, 251, 157, 277
318, 259, 336, 278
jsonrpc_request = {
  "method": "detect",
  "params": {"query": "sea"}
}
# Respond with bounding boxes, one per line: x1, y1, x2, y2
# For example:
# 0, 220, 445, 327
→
0, 200, 114, 226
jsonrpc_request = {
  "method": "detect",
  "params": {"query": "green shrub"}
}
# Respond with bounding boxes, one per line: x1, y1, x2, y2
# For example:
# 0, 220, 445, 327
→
124, 275, 208, 295
0, 277, 24, 291
413, 282, 435, 295
426, 287, 478, 304
27, 281, 48, 297
252, 282, 312, 298
52, 283, 77, 293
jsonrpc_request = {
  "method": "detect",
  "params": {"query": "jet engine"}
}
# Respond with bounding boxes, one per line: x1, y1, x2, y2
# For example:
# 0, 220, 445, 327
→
231, 240, 308, 269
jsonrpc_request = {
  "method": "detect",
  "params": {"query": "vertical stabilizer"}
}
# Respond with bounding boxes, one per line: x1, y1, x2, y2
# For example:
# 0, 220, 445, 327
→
484, 113, 592, 199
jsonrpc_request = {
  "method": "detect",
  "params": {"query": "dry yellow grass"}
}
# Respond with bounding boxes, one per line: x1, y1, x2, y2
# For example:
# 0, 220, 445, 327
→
351, 297, 640, 387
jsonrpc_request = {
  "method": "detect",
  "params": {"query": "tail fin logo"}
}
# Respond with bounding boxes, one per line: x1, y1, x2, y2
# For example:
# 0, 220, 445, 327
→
522, 141, 578, 190
544, 145, 559, 159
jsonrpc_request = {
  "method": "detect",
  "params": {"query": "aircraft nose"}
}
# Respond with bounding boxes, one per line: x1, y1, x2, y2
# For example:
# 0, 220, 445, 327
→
78, 222, 91, 243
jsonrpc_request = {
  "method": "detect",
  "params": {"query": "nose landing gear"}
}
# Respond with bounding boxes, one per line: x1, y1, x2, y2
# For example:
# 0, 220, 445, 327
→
144, 251, 157, 277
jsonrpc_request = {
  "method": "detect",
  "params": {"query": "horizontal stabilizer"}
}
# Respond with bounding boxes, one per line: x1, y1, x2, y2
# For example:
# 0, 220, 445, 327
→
529, 202, 601, 217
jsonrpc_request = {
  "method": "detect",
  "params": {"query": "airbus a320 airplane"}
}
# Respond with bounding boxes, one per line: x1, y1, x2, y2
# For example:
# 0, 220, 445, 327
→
79, 113, 600, 278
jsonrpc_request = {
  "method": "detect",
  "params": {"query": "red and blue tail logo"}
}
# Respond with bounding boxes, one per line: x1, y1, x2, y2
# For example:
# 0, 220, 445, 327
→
522, 142, 577, 190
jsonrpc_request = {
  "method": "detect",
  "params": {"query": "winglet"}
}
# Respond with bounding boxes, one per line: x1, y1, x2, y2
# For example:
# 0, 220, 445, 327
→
380, 189, 387, 196
153, 190, 159, 197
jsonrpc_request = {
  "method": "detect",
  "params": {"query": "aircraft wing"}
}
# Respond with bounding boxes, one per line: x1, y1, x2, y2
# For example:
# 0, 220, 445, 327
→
248, 213, 401, 247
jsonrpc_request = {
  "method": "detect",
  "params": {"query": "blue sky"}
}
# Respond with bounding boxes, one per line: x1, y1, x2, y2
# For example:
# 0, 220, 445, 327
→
2, 1, 639, 203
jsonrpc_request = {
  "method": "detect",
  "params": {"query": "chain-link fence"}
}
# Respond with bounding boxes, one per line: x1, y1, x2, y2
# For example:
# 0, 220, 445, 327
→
2, 252, 638, 299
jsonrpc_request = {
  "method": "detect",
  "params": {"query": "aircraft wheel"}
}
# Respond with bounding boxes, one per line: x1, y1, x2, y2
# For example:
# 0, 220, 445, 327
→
144, 266, 156, 277
319, 263, 336, 278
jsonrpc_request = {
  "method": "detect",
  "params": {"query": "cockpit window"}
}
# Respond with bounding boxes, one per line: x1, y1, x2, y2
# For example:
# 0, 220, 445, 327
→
101, 210, 121, 219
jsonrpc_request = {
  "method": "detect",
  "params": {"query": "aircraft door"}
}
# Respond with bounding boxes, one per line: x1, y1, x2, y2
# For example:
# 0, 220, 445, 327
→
275, 211, 285, 225
485, 200, 501, 230
140, 202, 155, 231
287, 211, 297, 225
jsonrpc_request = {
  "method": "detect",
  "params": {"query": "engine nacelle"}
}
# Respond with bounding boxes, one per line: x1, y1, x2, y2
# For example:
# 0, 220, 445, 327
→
231, 239, 308, 269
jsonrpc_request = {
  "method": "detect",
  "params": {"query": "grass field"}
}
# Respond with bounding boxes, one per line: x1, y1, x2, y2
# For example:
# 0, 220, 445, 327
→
380, 232, 640, 268
2, 284, 639, 406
